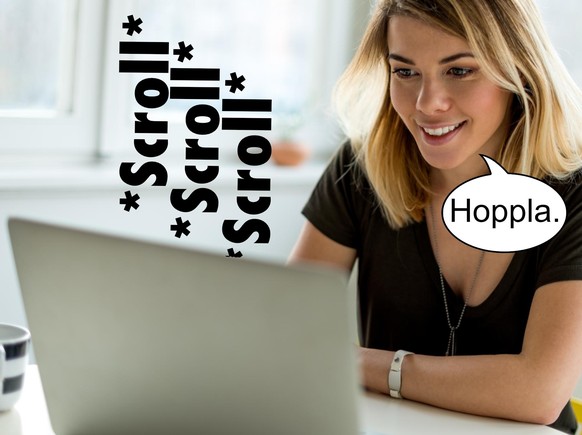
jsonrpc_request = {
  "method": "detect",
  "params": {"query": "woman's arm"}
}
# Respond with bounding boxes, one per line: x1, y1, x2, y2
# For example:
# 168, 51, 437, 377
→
291, 220, 582, 424
360, 280, 582, 425
288, 221, 357, 272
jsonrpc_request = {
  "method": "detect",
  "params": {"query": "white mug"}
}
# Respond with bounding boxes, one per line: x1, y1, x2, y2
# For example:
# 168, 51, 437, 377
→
0, 323, 31, 411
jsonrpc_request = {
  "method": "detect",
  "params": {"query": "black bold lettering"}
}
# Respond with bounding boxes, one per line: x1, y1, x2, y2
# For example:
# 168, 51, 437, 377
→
185, 105, 220, 135
170, 68, 220, 81
119, 41, 169, 55
119, 60, 168, 74
170, 87, 219, 100
237, 135, 271, 166
237, 196, 271, 215
170, 188, 218, 213
134, 112, 168, 134
237, 170, 270, 191
222, 219, 271, 244
119, 162, 168, 186
135, 78, 169, 109
185, 139, 218, 160
222, 99, 272, 112
134, 138, 168, 158
185, 165, 219, 184
222, 117, 271, 131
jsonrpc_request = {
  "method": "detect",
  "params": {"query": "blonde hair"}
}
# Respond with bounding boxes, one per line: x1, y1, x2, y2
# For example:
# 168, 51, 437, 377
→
333, 0, 582, 228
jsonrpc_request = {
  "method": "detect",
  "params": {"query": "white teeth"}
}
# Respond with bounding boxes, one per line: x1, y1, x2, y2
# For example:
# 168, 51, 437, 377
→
422, 122, 462, 136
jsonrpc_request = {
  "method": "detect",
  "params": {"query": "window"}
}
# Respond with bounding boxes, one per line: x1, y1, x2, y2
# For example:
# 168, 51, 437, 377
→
0, 0, 104, 159
535, 0, 582, 86
0, 0, 70, 113
100, 0, 357, 160
1, 0, 360, 161
127, 0, 322, 116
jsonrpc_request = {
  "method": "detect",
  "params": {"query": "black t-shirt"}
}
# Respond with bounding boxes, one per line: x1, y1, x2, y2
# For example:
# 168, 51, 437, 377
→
302, 141, 582, 433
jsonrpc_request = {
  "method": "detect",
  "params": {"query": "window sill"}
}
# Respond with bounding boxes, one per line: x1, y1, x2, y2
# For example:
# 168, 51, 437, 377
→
0, 158, 325, 192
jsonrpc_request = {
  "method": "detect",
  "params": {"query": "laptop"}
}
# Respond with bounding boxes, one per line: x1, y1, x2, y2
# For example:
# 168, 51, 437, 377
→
8, 218, 361, 435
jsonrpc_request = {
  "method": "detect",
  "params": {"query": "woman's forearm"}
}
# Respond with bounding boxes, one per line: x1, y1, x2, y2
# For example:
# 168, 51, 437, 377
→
359, 346, 567, 425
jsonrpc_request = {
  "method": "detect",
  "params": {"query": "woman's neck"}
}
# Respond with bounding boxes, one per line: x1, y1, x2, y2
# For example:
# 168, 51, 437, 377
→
429, 154, 491, 197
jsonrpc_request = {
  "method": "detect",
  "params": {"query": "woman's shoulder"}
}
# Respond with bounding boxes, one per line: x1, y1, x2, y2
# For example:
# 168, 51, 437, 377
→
324, 139, 366, 184
330, 139, 358, 168
322, 139, 377, 206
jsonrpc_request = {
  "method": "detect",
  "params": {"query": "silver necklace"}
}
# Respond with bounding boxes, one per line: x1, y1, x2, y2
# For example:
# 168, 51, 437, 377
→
430, 203, 485, 356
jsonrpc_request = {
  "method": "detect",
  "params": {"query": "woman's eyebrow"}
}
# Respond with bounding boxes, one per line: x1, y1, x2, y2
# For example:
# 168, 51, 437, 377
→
387, 52, 475, 65
388, 53, 415, 65
439, 52, 474, 64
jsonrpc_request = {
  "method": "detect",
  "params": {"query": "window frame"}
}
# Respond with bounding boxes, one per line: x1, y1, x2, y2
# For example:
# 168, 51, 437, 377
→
0, 0, 107, 162
0, 0, 366, 164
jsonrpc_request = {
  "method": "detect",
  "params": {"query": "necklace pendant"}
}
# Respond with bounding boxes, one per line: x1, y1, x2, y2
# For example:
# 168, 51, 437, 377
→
446, 329, 457, 357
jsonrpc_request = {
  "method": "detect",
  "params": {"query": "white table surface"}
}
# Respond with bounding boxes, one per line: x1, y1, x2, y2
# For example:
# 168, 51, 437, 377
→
0, 366, 560, 434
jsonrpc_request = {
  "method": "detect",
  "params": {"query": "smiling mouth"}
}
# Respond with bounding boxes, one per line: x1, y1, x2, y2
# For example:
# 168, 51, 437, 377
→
421, 122, 465, 137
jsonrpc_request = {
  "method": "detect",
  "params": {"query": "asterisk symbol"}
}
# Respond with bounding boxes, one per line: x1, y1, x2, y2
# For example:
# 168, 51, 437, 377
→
173, 41, 193, 62
119, 191, 140, 212
122, 15, 143, 36
171, 217, 191, 238
225, 72, 245, 93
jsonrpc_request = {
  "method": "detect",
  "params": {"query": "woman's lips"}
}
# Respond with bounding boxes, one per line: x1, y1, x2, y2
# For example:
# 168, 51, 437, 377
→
418, 121, 466, 146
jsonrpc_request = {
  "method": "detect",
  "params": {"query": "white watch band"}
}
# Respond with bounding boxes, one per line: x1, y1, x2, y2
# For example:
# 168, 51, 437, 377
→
388, 350, 413, 399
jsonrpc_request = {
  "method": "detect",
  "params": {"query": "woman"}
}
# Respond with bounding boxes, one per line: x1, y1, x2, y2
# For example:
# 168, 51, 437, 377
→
290, 0, 582, 433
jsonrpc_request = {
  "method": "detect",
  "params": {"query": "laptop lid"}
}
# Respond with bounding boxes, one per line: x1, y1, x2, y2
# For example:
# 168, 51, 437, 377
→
8, 218, 360, 435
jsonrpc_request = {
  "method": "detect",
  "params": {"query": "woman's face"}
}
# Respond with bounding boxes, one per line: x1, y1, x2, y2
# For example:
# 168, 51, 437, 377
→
388, 16, 513, 174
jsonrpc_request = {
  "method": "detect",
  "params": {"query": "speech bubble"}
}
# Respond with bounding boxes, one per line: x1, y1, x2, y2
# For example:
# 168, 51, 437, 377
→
442, 155, 567, 252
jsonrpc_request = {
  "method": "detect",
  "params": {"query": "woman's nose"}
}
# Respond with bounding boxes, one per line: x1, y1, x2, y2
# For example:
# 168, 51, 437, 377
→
415, 79, 452, 114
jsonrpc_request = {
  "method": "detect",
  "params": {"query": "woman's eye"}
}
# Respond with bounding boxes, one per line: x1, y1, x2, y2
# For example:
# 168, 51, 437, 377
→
448, 67, 474, 78
391, 68, 417, 79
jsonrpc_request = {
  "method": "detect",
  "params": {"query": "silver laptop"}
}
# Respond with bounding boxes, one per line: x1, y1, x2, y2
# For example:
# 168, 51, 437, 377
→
8, 218, 360, 435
